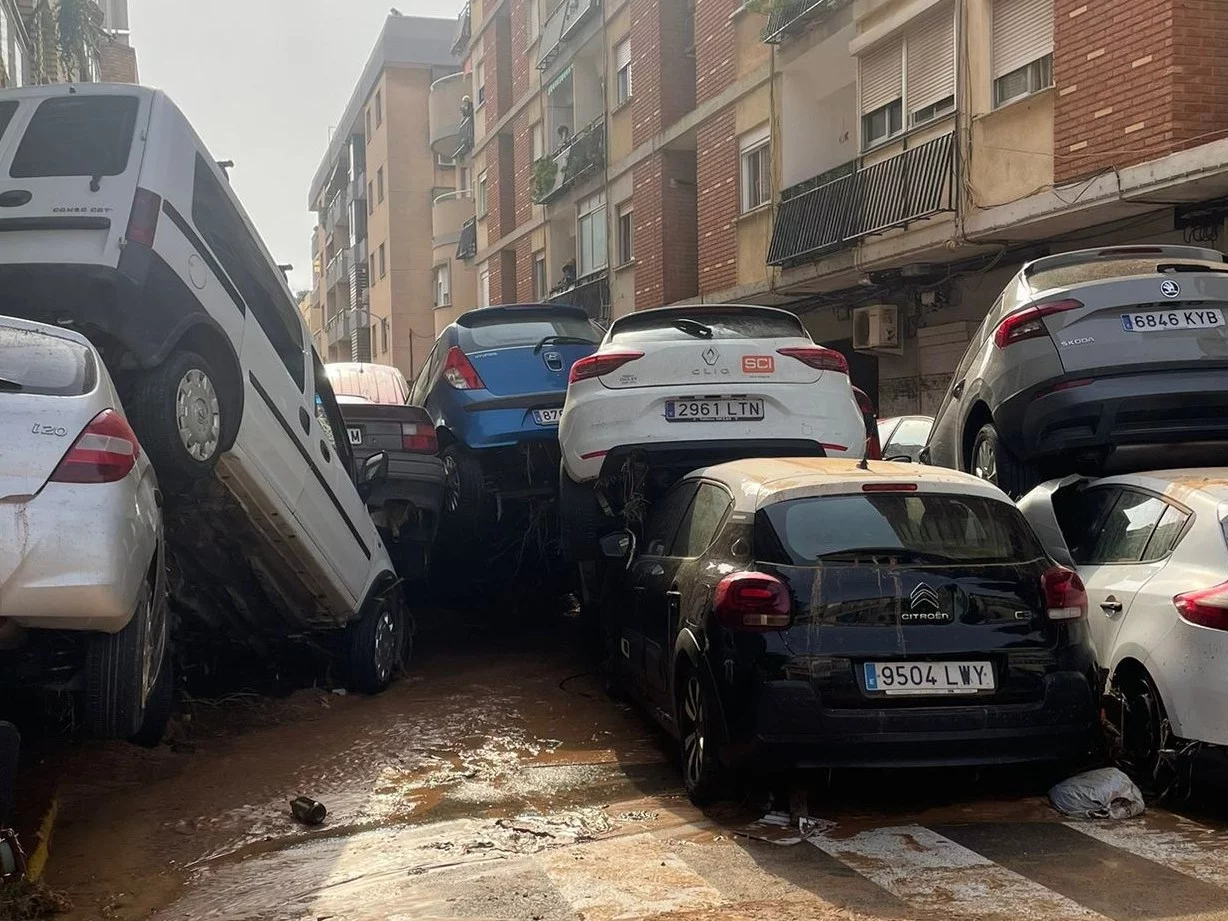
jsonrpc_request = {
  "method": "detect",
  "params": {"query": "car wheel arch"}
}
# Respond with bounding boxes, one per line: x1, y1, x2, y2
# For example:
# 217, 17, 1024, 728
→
961, 399, 994, 469
672, 629, 727, 745
1110, 652, 1185, 738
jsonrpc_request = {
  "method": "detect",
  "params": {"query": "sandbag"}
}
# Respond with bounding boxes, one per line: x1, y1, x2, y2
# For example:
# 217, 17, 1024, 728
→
1049, 767, 1145, 819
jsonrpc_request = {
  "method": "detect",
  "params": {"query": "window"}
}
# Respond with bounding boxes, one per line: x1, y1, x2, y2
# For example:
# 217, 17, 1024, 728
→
459, 307, 600, 351
376, 167, 385, 204
1085, 490, 1168, 564
460, 166, 472, 191
1143, 504, 1191, 561
739, 126, 771, 213
0, 326, 95, 396
366, 107, 372, 140
859, 38, 903, 149
532, 252, 547, 300
883, 418, 934, 460
992, 0, 1054, 108
615, 38, 632, 107
367, 181, 374, 214
477, 170, 489, 217
11, 95, 140, 178
409, 343, 440, 405
381, 317, 389, 355
643, 482, 700, 557
434, 263, 451, 307
0, 102, 17, 144
378, 243, 386, 279
479, 268, 491, 307
577, 192, 608, 276
674, 484, 734, 558
437, 152, 457, 169
476, 61, 486, 107
191, 155, 305, 387
616, 201, 634, 265
531, 122, 544, 163
369, 253, 376, 285
610, 306, 805, 344
906, 6, 956, 126
312, 351, 352, 470
375, 89, 383, 127
861, 99, 903, 148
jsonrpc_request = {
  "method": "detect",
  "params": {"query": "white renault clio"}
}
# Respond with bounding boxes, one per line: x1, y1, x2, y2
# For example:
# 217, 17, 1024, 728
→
558, 305, 864, 561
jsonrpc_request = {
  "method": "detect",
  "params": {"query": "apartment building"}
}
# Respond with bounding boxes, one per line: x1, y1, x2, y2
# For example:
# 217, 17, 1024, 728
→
5, 0, 137, 85
0, 0, 30, 87
97, 0, 138, 83
308, 15, 466, 380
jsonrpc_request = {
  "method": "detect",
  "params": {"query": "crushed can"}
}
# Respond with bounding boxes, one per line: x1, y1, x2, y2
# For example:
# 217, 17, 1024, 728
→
290, 796, 327, 826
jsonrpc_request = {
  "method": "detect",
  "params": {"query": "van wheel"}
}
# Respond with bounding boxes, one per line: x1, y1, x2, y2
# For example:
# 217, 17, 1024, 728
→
84, 582, 167, 739
128, 351, 224, 487
969, 423, 1037, 499
559, 467, 607, 562
345, 589, 409, 694
440, 446, 484, 534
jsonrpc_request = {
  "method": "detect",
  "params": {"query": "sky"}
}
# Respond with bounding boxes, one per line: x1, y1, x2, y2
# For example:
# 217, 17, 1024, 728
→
129, 0, 458, 294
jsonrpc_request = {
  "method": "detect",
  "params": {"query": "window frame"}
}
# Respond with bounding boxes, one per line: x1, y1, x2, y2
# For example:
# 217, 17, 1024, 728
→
479, 268, 491, 307
477, 170, 489, 218
367, 180, 374, 214
376, 166, 385, 204
641, 480, 701, 558
616, 201, 634, 266
739, 126, 771, 214
375, 89, 383, 128
434, 262, 452, 307
861, 98, 904, 149
993, 53, 1054, 108
476, 60, 486, 108
672, 481, 735, 559
577, 191, 608, 277
614, 37, 633, 107
532, 251, 547, 301
378, 243, 387, 279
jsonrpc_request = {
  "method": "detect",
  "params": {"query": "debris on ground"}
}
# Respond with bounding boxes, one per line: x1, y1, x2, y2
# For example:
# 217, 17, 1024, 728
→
289, 796, 327, 826
735, 811, 835, 846
1049, 767, 1146, 819
0, 878, 72, 920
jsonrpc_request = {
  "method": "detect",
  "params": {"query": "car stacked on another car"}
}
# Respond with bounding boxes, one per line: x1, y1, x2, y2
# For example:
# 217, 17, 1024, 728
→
558, 305, 867, 563
0, 316, 171, 745
598, 457, 1099, 804
925, 245, 1228, 496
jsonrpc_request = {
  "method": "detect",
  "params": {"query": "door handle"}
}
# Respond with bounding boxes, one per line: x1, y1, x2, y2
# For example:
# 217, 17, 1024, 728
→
319, 440, 331, 464
1100, 598, 1124, 614
952, 379, 966, 399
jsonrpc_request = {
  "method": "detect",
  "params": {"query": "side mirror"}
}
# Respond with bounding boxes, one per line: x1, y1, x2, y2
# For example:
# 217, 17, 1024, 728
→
356, 451, 389, 500
600, 529, 636, 563
885, 454, 913, 463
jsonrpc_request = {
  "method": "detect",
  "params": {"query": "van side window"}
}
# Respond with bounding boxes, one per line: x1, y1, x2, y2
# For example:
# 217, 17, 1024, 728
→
191, 155, 305, 388
312, 351, 355, 476
10, 96, 140, 178
0, 102, 17, 144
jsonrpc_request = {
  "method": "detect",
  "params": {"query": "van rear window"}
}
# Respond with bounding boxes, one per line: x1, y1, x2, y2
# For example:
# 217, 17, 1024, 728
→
0, 326, 96, 396
756, 493, 1043, 565
0, 102, 16, 144
10, 96, 140, 179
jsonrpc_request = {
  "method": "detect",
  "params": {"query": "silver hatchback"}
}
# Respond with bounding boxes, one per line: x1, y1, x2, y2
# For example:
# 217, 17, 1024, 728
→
0, 316, 170, 744
925, 245, 1228, 496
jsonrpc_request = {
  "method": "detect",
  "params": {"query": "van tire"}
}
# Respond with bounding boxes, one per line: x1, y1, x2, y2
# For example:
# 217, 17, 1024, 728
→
128, 351, 224, 488
440, 446, 484, 534
345, 588, 409, 695
559, 467, 606, 563
84, 583, 166, 740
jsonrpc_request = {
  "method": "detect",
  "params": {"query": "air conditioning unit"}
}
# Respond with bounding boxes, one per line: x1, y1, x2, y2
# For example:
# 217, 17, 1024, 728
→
853, 304, 900, 352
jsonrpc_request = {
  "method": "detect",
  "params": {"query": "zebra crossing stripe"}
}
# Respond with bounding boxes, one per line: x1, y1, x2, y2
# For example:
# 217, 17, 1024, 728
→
809, 825, 1110, 920
1066, 815, 1228, 889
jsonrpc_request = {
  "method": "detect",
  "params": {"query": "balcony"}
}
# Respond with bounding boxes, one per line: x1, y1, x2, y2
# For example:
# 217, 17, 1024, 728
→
433, 190, 475, 248
429, 71, 468, 159
538, 0, 600, 72
452, 2, 471, 56
456, 217, 478, 261
454, 115, 475, 160
531, 117, 605, 204
767, 132, 956, 267
548, 269, 609, 323
325, 249, 351, 288
350, 171, 366, 204
326, 310, 351, 347
761, 0, 853, 44
325, 189, 349, 234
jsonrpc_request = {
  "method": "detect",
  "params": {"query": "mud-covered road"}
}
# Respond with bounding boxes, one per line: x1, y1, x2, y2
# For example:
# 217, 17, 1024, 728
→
24, 611, 1228, 921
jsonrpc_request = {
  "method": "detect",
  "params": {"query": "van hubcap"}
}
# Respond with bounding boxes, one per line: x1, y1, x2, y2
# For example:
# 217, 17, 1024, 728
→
682, 676, 705, 789
372, 607, 401, 683
973, 437, 997, 484
176, 369, 221, 461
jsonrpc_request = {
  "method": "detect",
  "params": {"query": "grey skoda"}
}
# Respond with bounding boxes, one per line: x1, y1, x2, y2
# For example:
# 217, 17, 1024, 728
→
924, 245, 1228, 496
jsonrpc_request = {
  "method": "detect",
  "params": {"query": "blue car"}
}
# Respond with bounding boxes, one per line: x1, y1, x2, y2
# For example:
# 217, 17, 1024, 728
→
409, 304, 601, 532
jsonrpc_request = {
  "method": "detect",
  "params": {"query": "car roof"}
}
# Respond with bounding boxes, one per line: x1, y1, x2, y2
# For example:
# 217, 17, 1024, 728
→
688, 457, 1011, 512
0, 314, 97, 352
1083, 468, 1228, 506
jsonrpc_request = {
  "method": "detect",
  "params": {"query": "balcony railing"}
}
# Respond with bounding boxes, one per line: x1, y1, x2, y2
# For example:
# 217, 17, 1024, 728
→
767, 132, 956, 267
350, 171, 366, 204
531, 117, 605, 204
456, 217, 478, 261
429, 71, 468, 158
325, 249, 351, 288
434, 189, 475, 248
761, 0, 853, 44
455, 115, 475, 160
538, 0, 600, 71
452, 2, 472, 55
325, 189, 349, 233
548, 269, 609, 323
326, 310, 351, 346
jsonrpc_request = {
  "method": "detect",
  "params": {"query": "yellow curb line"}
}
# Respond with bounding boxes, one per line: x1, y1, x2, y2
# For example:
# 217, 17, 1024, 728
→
25, 796, 57, 881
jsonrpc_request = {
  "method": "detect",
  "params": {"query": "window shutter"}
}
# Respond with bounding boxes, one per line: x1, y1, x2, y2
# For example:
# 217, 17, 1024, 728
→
860, 38, 903, 114
615, 39, 631, 71
993, 0, 1054, 78
907, 5, 955, 112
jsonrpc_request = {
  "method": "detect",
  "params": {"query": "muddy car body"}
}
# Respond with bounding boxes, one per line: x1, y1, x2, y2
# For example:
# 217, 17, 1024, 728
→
600, 458, 1100, 804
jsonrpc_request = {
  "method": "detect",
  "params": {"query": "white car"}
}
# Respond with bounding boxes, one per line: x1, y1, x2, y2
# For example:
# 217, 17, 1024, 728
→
0, 84, 408, 692
558, 305, 865, 561
0, 316, 169, 744
1019, 468, 1228, 786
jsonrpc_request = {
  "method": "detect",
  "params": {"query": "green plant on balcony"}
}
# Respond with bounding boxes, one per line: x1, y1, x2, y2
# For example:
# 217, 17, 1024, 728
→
531, 156, 559, 202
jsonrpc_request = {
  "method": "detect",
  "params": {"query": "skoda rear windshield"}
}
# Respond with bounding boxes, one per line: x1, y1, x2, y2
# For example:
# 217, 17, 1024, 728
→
610, 307, 805, 344
0, 327, 96, 396
9, 95, 140, 179
755, 493, 1044, 566
458, 309, 602, 351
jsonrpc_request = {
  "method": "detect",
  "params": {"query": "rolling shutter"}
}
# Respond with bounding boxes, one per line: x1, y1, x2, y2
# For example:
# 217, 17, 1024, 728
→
993, 0, 1054, 78
907, 5, 955, 112
615, 38, 631, 72
860, 38, 903, 114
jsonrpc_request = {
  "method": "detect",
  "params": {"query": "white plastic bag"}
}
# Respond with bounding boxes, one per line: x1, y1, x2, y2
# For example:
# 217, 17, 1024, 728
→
1049, 767, 1145, 819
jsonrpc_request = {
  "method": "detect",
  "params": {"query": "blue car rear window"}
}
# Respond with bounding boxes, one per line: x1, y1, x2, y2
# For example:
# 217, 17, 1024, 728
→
459, 313, 601, 351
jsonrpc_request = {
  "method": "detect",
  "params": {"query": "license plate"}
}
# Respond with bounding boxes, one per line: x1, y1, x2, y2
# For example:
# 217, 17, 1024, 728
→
1121, 308, 1225, 332
533, 408, 563, 426
863, 661, 994, 696
347, 427, 363, 445
665, 399, 765, 422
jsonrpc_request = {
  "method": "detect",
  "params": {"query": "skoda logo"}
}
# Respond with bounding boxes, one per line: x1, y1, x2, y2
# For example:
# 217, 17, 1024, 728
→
901, 583, 952, 624
1160, 279, 1181, 298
